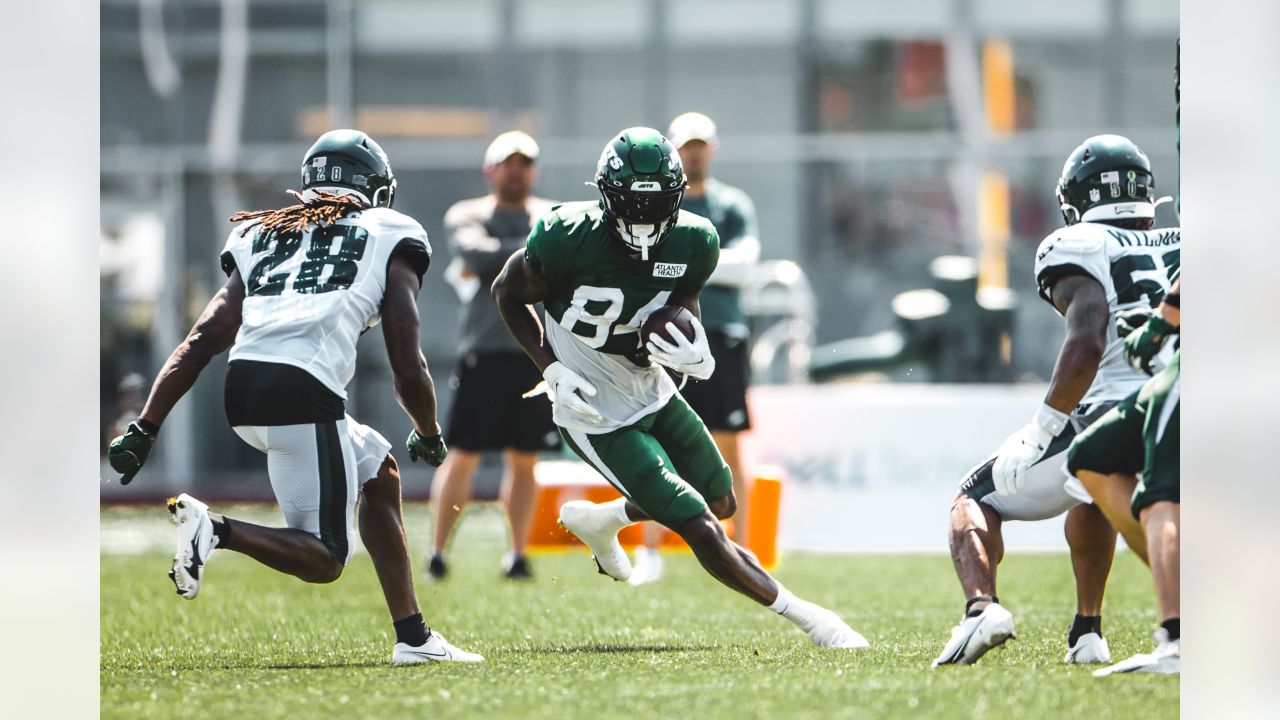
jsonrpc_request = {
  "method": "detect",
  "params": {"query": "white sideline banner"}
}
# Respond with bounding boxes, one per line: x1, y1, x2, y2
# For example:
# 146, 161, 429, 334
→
742, 384, 1076, 552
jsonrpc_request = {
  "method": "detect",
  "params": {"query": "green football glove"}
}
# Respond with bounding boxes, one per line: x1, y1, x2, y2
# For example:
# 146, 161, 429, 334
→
107, 421, 157, 485
406, 429, 448, 467
1115, 306, 1153, 338
1124, 314, 1178, 376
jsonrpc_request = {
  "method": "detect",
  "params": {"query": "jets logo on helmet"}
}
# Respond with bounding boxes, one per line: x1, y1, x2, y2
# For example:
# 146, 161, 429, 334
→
605, 147, 624, 172
1055, 134, 1171, 227
300, 129, 397, 208
593, 127, 687, 261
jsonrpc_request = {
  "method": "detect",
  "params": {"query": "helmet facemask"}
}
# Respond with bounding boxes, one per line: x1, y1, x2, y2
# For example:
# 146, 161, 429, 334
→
599, 181, 683, 260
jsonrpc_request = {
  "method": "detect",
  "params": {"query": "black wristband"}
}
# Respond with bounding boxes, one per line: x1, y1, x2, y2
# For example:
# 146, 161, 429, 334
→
1164, 292, 1180, 308
135, 418, 160, 436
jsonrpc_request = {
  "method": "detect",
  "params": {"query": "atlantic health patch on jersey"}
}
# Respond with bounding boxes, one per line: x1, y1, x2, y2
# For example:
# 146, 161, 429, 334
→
652, 262, 687, 278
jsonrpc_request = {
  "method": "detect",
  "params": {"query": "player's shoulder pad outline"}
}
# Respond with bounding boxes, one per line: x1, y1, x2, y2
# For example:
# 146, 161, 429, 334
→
1036, 222, 1110, 265
673, 208, 720, 248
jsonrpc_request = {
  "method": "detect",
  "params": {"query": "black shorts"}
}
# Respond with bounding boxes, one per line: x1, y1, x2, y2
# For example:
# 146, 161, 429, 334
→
680, 330, 751, 432
444, 352, 562, 453
225, 360, 345, 426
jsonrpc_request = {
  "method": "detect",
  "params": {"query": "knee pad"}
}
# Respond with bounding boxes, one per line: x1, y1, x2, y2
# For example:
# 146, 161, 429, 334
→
1065, 438, 1100, 478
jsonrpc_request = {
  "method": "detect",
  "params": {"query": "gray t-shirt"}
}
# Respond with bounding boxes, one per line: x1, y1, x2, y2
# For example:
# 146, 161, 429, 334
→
445, 195, 555, 355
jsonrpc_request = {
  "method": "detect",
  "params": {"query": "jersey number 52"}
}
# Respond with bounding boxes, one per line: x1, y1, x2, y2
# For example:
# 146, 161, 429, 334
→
1111, 249, 1180, 308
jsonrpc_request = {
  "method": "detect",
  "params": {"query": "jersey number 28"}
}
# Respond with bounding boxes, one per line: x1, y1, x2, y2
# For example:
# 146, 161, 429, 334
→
247, 226, 369, 297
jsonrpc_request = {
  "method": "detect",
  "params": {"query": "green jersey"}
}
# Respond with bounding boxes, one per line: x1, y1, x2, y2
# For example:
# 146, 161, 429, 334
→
525, 201, 720, 433
679, 178, 758, 333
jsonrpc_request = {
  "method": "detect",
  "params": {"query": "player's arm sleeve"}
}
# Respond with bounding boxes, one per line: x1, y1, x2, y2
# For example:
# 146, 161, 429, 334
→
1033, 228, 1111, 312
391, 236, 432, 282
707, 192, 760, 288
523, 209, 574, 289
446, 202, 507, 283
219, 226, 248, 278
384, 214, 433, 282
676, 225, 721, 295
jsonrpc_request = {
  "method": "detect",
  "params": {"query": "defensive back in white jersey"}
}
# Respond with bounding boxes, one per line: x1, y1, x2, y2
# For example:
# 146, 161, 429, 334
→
1033, 221, 1180, 406
220, 207, 432, 399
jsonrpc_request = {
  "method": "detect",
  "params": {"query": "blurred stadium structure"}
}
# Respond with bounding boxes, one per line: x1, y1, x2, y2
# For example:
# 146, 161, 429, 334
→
101, 0, 1179, 496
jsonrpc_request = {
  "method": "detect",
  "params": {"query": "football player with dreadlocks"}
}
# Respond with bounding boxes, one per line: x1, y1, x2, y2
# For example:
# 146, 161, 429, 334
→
934, 135, 1180, 668
492, 127, 867, 649
107, 129, 482, 664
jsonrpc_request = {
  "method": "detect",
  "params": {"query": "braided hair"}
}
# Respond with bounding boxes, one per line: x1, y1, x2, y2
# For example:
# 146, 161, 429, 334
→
229, 190, 367, 236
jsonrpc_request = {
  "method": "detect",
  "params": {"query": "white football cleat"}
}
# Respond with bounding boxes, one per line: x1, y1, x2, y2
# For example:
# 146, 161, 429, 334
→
166, 493, 217, 600
804, 607, 870, 649
558, 501, 631, 582
932, 602, 1016, 667
628, 547, 663, 586
1093, 629, 1179, 677
392, 632, 484, 665
1064, 631, 1112, 664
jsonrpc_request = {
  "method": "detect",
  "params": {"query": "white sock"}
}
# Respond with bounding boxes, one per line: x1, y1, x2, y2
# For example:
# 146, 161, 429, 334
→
602, 498, 634, 530
769, 586, 824, 631
768, 585, 795, 614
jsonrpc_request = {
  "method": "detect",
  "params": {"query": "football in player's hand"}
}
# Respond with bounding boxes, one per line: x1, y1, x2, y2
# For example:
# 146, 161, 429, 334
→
642, 305, 696, 347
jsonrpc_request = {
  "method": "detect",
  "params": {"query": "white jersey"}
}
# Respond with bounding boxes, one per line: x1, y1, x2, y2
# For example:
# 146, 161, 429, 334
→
544, 317, 677, 434
220, 207, 432, 399
1033, 221, 1180, 406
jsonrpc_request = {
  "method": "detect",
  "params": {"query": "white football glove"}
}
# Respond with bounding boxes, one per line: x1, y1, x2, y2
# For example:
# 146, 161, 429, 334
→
541, 361, 603, 424
645, 316, 716, 380
991, 404, 1069, 496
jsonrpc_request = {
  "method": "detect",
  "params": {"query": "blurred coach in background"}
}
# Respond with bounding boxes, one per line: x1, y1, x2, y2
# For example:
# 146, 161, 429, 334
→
429, 131, 560, 581
631, 112, 762, 585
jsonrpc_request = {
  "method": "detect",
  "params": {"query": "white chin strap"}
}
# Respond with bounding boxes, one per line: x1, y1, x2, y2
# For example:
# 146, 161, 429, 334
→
615, 219, 665, 260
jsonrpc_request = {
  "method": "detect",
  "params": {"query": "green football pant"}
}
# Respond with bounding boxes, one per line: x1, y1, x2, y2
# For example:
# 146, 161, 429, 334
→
1067, 352, 1180, 519
560, 394, 733, 529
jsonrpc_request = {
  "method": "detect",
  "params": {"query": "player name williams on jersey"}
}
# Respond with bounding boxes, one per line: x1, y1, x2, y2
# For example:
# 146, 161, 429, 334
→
1034, 221, 1180, 406
525, 201, 719, 433
220, 208, 432, 399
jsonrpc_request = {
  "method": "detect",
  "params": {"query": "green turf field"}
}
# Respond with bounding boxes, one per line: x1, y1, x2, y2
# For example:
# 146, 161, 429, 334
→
101, 503, 1177, 719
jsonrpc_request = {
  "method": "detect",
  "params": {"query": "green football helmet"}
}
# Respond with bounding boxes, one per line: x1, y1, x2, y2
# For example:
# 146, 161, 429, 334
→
301, 129, 397, 208
594, 127, 687, 259
1056, 134, 1158, 226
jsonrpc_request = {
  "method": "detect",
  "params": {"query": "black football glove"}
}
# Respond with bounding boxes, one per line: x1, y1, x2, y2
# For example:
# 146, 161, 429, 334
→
406, 429, 448, 467
107, 421, 157, 485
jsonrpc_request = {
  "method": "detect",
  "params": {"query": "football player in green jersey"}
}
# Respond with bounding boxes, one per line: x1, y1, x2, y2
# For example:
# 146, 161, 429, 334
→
1069, 280, 1181, 676
493, 127, 867, 648
631, 112, 763, 586
1070, 52, 1181, 676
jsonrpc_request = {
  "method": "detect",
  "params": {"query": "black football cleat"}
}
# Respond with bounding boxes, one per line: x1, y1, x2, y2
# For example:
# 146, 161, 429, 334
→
503, 554, 533, 580
425, 553, 448, 581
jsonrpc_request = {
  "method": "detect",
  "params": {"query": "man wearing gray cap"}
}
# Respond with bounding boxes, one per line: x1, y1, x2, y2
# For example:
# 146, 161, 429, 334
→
428, 131, 559, 580
631, 112, 761, 585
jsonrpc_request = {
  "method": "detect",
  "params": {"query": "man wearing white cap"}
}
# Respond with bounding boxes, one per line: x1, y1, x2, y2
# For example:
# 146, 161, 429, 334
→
631, 112, 761, 585
428, 131, 560, 580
